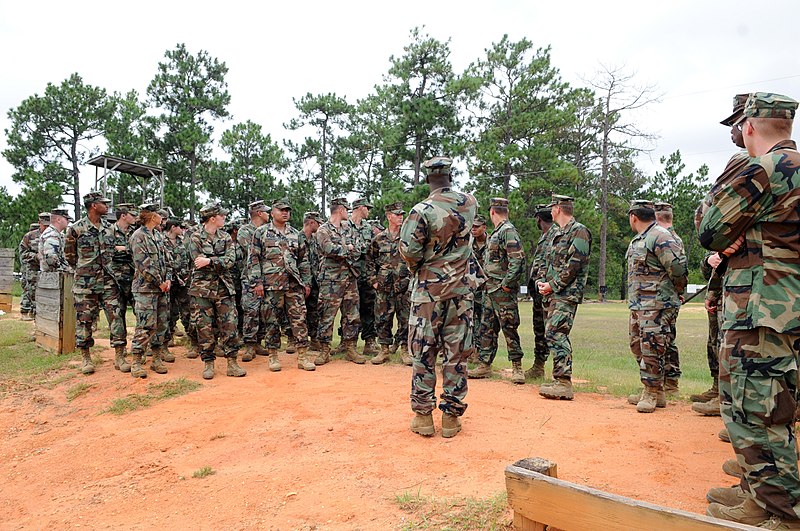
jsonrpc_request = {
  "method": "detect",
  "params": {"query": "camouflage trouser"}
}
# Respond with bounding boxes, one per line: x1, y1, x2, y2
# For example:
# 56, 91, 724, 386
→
131, 291, 169, 356
241, 283, 265, 344
473, 289, 484, 341
664, 307, 681, 380
74, 285, 125, 349
706, 306, 721, 379
317, 277, 360, 344
21, 271, 38, 314
375, 286, 410, 346
409, 294, 473, 416
478, 288, 523, 364
629, 307, 677, 388
191, 295, 241, 362
546, 299, 578, 379
167, 284, 194, 342
263, 286, 308, 349
720, 327, 800, 521
357, 277, 377, 340
532, 289, 548, 362
305, 278, 320, 342
117, 278, 133, 343
235, 285, 243, 335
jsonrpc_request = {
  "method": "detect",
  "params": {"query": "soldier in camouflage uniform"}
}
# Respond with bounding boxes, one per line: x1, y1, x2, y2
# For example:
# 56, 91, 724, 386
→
366, 202, 412, 365
39, 209, 72, 273
163, 218, 198, 358
128, 204, 173, 378
188, 203, 247, 380
468, 198, 526, 383
469, 215, 488, 361
625, 199, 687, 413
18, 222, 38, 320
525, 205, 555, 379
349, 198, 379, 356
400, 156, 480, 439
108, 203, 138, 361
314, 197, 364, 365
248, 200, 313, 371
700, 93, 800, 528
536, 195, 592, 400
300, 212, 323, 351
224, 220, 245, 335
19, 213, 48, 320
65, 192, 125, 376
238, 200, 271, 360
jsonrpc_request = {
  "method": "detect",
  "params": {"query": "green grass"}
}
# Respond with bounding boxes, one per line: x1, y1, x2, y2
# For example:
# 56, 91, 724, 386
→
66, 382, 93, 401
11, 279, 23, 297
0, 314, 76, 391
395, 491, 512, 530
192, 466, 215, 479
103, 377, 201, 415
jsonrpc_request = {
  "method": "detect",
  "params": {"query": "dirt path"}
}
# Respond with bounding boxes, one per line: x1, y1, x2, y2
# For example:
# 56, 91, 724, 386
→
0, 340, 734, 530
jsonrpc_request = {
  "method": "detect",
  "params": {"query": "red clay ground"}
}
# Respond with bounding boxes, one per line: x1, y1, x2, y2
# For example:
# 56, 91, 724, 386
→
0, 337, 736, 530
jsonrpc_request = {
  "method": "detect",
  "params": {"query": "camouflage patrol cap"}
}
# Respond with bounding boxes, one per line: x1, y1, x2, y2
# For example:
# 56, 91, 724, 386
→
50, 208, 72, 221
472, 214, 487, 227
330, 197, 349, 210
720, 93, 750, 126
29, 222, 39, 231
138, 203, 160, 213
628, 199, 655, 213
157, 208, 171, 219
547, 194, 574, 207
734, 92, 798, 125
38, 212, 51, 224
422, 156, 453, 176
353, 198, 374, 209
115, 203, 137, 216
489, 197, 509, 209
249, 200, 268, 213
653, 201, 673, 212
83, 191, 111, 205
271, 199, 291, 210
384, 201, 404, 215
533, 204, 551, 217
224, 219, 242, 232
199, 202, 229, 219
303, 211, 323, 223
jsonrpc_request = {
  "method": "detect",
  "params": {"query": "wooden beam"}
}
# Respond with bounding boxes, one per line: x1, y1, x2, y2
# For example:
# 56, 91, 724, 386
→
505, 464, 756, 531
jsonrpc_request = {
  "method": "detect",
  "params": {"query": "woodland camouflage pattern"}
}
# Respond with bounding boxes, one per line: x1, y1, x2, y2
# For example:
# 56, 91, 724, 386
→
367, 227, 411, 346
238, 221, 265, 345
351, 217, 377, 341
129, 226, 172, 355
626, 222, 687, 310
18, 227, 40, 314
39, 225, 70, 272
315, 220, 360, 343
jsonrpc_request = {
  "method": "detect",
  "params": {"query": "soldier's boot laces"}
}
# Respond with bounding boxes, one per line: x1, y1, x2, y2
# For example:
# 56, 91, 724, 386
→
363, 337, 380, 356
467, 362, 492, 379
161, 346, 176, 363
399, 345, 412, 366
664, 378, 679, 398
693, 396, 722, 416
706, 496, 770, 526
285, 336, 297, 354
150, 349, 168, 374
254, 342, 269, 357
80, 348, 95, 375
690, 378, 719, 403
240, 344, 256, 362
343, 341, 366, 364
723, 459, 743, 479
410, 412, 434, 437
511, 360, 525, 384
525, 358, 546, 380
267, 349, 282, 372
314, 345, 331, 366
226, 357, 247, 377
114, 346, 131, 373
441, 413, 462, 438
758, 515, 800, 529
186, 340, 199, 359
636, 387, 660, 413
539, 378, 574, 400
370, 345, 391, 365
202, 361, 215, 380
297, 347, 316, 371
130, 354, 147, 379
719, 428, 731, 443
707, 485, 748, 506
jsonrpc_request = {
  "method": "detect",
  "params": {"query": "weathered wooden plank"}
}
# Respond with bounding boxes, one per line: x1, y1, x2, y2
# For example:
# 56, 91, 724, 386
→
0, 293, 11, 312
38, 272, 61, 290
35, 331, 61, 353
0, 248, 14, 259
505, 465, 756, 531
35, 314, 60, 337
61, 275, 75, 353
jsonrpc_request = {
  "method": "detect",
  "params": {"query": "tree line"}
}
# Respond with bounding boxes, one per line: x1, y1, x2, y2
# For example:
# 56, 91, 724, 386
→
1, 28, 711, 298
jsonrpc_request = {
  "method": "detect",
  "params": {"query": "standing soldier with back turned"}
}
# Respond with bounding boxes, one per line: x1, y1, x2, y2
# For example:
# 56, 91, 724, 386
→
19, 213, 48, 320
39, 208, 72, 273
525, 204, 556, 379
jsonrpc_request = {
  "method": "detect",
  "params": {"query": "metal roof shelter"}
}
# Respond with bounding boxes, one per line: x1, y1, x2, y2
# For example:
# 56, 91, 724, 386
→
86, 154, 165, 206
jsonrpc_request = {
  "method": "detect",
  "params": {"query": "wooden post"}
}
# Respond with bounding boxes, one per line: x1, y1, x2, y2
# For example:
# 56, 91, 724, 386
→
0, 249, 13, 313
510, 458, 557, 531
35, 271, 75, 354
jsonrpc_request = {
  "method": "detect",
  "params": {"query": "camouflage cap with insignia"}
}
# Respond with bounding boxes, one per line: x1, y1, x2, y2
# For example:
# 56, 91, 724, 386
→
720, 93, 750, 126
653, 201, 673, 212
29, 222, 39, 231
199, 202, 229, 219
384, 201, 404, 215
138, 202, 160, 213
50, 208, 73, 221
628, 199, 655, 212
421, 156, 453, 176
489, 197, 509, 209
115, 203, 138, 216
272, 198, 291, 210
303, 211, 323, 223
353, 198, 374, 209
249, 200, 268, 213
472, 214, 487, 227
330, 197, 349, 210
734, 92, 798, 125
547, 194, 574, 207
38, 212, 51, 224
83, 191, 112, 205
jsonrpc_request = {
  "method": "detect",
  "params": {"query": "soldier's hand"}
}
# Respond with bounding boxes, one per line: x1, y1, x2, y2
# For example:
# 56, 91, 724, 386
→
704, 298, 717, 313
304, 285, 311, 298
115, 245, 126, 252
254, 285, 264, 297
708, 252, 723, 269
195, 256, 211, 269
159, 280, 171, 292
347, 244, 354, 252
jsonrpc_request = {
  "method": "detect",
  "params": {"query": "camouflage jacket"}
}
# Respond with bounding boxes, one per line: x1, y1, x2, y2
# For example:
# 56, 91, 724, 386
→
472, 237, 487, 267
529, 223, 557, 288
545, 219, 592, 304
701, 251, 724, 306
316, 220, 359, 282
19, 228, 40, 271
367, 228, 410, 293
65, 217, 117, 294
483, 219, 525, 293
627, 221, 687, 310
399, 186, 481, 303
298, 231, 320, 284
351, 218, 375, 279
248, 222, 310, 291
109, 223, 135, 284
231, 237, 244, 291
238, 221, 258, 287
699, 139, 800, 333
187, 227, 236, 299
39, 226, 70, 272
164, 234, 191, 287
694, 150, 751, 231
130, 226, 172, 294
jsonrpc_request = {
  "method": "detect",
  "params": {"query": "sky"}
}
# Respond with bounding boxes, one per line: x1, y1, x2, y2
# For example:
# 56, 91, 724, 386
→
1, 0, 799, 204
